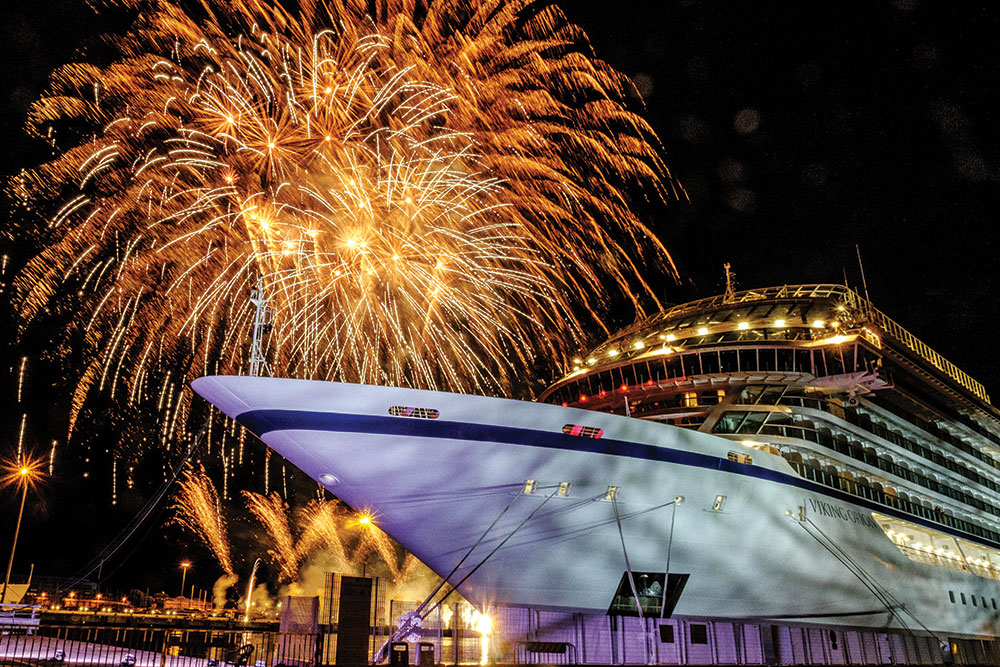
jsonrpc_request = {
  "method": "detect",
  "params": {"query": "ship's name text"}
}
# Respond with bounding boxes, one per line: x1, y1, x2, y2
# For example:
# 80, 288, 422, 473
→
808, 499, 879, 528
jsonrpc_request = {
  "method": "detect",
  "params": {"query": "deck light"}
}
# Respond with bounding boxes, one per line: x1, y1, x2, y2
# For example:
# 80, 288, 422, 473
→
697, 327, 709, 335
666, 333, 676, 342
634, 341, 645, 350
737, 322, 749, 330
812, 320, 824, 328
774, 319, 786, 327
608, 349, 619, 357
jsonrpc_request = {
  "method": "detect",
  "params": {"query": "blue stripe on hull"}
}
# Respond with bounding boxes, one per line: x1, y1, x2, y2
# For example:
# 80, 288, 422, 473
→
237, 408, 1000, 552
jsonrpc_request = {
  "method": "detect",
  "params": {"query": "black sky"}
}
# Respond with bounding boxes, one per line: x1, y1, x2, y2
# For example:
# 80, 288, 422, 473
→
2, 0, 999, 592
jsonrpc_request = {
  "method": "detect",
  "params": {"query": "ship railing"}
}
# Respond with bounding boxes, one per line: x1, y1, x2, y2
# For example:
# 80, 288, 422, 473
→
772, 396, 1000, 511
0, 605, 40, 635
862, 301, 991, 404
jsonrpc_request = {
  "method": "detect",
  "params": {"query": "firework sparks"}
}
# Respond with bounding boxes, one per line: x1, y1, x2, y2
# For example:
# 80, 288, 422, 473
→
243, 491, 300, 581
297, 498, 353, 568
10, 0, 681, 466
170, 465, 234, 576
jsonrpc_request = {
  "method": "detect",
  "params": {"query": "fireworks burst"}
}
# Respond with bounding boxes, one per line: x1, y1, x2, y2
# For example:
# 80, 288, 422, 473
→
243, 494, 420, 585
9, 0, 680, 465
170, 465, 234, 576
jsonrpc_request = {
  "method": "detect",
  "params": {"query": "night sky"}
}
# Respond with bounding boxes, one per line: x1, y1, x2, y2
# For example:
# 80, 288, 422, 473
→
1, 0, 999, 594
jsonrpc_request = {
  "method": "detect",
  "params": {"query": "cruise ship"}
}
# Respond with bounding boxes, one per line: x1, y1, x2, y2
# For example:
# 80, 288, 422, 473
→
192, 284, 1000, 646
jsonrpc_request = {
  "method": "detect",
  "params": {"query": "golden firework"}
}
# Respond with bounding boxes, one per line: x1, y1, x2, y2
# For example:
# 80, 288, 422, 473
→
11, 0, 681, 452
170, 465, 235, 576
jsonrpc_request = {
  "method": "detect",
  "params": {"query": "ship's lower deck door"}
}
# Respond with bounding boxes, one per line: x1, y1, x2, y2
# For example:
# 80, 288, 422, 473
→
607, 571, 689, 617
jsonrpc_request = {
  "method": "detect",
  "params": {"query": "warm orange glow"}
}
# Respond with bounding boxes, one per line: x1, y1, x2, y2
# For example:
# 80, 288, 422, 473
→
1, 456, 44, 491
11, 0, 681, 452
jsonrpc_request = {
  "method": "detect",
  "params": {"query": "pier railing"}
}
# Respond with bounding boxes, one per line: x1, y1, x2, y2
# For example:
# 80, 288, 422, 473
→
0, 624, 318, 667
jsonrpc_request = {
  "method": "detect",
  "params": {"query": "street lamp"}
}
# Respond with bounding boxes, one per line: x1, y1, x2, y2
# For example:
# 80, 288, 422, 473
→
179, 561, 192, 598
2, 458, 42, 605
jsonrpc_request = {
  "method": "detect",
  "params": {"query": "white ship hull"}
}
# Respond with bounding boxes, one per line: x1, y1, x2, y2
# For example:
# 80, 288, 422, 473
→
192, 376, 1000, 637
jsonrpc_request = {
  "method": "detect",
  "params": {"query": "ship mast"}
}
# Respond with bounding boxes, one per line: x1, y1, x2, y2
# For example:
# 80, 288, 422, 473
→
723, 263, 736, 303
248, 277, 273, 377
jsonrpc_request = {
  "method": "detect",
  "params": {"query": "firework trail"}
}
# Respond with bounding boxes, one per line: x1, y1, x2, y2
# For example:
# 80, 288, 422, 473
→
10, 0, 682, 463
170, 465, 234, 576
356, 517, 410, 580
297, 498, 352, 568
243, 491, 300, 581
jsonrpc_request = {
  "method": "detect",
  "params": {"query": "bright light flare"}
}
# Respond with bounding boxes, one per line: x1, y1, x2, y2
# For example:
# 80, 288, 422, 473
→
1, 456, 44, 491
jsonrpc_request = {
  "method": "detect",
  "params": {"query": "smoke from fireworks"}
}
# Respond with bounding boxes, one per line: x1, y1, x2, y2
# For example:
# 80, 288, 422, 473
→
170, 465, 235, 576
241, 494, 425, 588
9, 0, 680, 464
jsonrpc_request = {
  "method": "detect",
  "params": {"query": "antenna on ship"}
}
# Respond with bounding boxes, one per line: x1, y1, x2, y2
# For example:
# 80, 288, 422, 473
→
855, 244, 872, 304
248, 277, 273, 377
722, 263, 736, 303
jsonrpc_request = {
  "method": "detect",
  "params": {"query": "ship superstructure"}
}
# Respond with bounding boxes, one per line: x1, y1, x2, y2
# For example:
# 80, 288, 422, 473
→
541, 284, 1000, 582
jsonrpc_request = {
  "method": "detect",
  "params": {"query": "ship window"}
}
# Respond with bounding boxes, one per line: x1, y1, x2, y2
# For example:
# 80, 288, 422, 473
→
634, 362, 651, 385
719, 350, 738, 372
713, 411, 747, 434
658, 624, 675, 643
759, 385, 785, 404
795, 350, 812, 373
700, 390, 724, 405
737, 411, 768, 434
701, 351, 720, 374
993, 598, 997, 610
690, 623, 708, 644
738, 349, 757, 373
983, 596, 988, 608
949, 591, 955, 604
776, 349, 794, 371
680, 392, 698, 408
737, 385, 763, 404
972, 594, 977, 607
759, 348, 776, 372
388, 406, 440, 419
563, 424, 604, 438
665, 356, 682, 378
961, 593, 967, 605
681, 353, 701, 376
